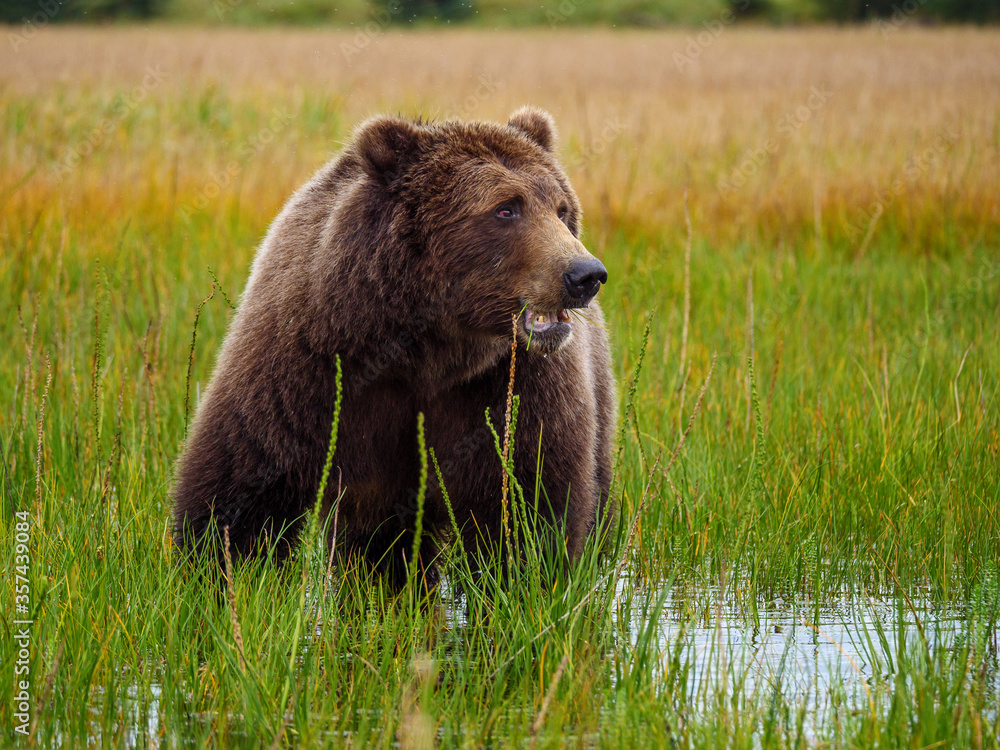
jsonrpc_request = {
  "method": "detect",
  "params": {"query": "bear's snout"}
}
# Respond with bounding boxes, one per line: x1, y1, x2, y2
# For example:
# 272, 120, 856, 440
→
563, 257, 608, 305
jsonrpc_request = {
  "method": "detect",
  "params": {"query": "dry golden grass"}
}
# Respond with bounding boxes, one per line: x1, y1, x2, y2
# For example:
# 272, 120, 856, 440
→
2, 25, 998, 252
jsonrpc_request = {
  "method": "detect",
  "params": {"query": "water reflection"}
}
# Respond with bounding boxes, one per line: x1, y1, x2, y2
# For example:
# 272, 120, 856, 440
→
618, 578, 998, 724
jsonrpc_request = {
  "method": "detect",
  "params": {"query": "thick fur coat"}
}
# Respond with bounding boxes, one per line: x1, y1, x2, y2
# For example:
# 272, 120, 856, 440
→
173, 107, 616, 585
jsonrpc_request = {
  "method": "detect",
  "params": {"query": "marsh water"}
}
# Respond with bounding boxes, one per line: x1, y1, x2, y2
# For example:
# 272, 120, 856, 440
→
604, 575, 1000, 742
113, 580, 996, 746
620, 582, 966, 699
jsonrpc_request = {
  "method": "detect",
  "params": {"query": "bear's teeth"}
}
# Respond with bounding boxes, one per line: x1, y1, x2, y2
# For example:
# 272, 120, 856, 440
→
524, 307, 568, 333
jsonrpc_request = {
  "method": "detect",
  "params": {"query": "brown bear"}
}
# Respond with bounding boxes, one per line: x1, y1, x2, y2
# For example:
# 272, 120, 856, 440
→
172, 107, 616, 586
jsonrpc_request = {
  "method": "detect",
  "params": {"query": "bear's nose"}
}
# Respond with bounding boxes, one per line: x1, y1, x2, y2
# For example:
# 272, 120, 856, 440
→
563, 258, 608, 304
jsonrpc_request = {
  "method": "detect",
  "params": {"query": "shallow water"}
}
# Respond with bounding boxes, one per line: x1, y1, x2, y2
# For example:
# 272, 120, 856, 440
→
616, 579, 999, 730
105, 578, 997, 747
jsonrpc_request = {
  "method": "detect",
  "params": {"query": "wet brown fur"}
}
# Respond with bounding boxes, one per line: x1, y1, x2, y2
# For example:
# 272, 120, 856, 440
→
172, 107, 617, 586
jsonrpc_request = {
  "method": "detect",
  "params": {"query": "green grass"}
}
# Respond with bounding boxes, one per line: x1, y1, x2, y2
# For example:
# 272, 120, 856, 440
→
1, 59, 999, 747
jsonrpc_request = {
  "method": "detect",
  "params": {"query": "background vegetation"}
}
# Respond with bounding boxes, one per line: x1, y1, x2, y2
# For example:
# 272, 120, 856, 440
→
1, 25, 998, 748
2, 0, 1000, 26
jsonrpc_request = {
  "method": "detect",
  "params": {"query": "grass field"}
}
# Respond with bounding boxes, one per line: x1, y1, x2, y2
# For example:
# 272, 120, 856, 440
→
1, 25, 999, 747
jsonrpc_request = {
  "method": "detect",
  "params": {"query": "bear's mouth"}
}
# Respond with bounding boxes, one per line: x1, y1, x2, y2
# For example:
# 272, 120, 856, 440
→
524, 307, 571, 334
519, 305, 573, 353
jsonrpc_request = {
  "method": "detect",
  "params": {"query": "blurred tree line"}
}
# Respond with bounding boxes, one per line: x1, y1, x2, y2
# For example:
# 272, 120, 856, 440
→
1, 0, 997, 26
1, 0, 163, 22
815, 0, 999, 22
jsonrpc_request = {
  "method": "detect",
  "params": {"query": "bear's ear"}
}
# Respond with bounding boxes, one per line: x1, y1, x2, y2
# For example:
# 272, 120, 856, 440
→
507, 107, 557, 152
354, 115, 423, 183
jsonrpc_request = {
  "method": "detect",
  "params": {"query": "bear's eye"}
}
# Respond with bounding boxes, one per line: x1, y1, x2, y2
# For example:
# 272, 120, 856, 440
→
557, 205, 569, 223
495, 202, 520, 221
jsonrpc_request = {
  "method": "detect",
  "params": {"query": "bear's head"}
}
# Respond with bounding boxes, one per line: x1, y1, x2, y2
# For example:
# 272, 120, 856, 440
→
351, 107, 607, 357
